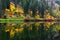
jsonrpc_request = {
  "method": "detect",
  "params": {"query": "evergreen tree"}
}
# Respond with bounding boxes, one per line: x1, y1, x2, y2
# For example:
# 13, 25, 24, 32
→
20, 0, 32, 14
11, 0, 20, 6
0, 0, 10, 18
39, 0, 46, 18
0, 0, 2, 18
2, 0, 10, 10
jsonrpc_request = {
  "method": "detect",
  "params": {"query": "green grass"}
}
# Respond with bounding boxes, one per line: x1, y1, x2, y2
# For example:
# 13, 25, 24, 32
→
0, 19, 25, 23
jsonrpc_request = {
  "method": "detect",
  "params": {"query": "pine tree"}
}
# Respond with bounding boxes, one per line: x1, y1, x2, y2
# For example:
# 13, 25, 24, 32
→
2, 0, 10, 10
39, 0, 46, 18
0, 0, 2, 18
0, 0, 10, 18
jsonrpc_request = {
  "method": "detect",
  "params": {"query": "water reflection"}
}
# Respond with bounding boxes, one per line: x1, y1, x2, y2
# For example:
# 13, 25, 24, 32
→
0, 22, 60, 40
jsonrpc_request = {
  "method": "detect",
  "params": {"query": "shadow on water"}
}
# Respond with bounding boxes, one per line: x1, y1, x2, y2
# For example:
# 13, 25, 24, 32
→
0, 22, 60, 40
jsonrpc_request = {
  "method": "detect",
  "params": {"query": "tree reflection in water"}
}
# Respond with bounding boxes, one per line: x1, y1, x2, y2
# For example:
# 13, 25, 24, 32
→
0, 22, 60, 40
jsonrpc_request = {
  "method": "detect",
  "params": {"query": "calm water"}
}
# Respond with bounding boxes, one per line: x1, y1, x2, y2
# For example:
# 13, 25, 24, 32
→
0, 22, 60, 40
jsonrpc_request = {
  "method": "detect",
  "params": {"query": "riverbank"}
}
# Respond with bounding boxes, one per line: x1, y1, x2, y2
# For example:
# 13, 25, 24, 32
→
0, 18, 59, 23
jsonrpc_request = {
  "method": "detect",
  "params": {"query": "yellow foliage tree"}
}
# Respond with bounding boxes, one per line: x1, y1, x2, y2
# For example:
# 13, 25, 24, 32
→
10, 2, 16, 12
